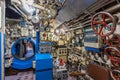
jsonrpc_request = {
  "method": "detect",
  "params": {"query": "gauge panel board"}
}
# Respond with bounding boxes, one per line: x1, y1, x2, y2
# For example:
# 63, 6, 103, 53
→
39, 42, 52, 53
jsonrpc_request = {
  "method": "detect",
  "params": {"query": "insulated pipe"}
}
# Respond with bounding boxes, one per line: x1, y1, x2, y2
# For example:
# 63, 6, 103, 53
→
105, 4, 120, 13
66, 4, 120, 29
89, 0, 115, 13
59, 2, 120, 31
65, 26, 83, 32
82, 4, 120, 27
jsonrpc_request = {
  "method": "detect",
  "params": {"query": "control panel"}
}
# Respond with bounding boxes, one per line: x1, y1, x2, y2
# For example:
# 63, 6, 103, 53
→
39, 42, 52, 53
84, 26, 98, 42
84, 26, 101, 48
41, 32, 59, 42
58, 48, 67, 56
57, 48, 68, 62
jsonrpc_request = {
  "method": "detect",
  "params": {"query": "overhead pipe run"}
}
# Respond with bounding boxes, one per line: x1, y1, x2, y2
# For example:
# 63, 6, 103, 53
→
88, 0, 115, 13
82, 3, 120, 27
56, 0, 120, 32
105, 4, 120, 13
65, 26, 83, 32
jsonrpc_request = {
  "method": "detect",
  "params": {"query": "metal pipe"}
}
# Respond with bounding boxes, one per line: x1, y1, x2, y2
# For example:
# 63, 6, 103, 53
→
82, 4, 120, 28
13, 4, 28, 18
65, 26, 83, 32
61, 1, 120, 30
105, 4, 120, 12
6, 18, 22, 22
89, 0, 115, 13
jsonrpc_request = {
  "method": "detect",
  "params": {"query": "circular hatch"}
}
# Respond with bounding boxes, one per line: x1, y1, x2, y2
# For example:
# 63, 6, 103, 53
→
11, 38, 35, 70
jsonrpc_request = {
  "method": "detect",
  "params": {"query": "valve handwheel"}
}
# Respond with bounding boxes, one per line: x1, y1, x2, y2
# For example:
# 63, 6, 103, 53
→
92, 12, 116, 37
103, 34, 120, 47
110, 70, 120, 80
105, 47, 120, 67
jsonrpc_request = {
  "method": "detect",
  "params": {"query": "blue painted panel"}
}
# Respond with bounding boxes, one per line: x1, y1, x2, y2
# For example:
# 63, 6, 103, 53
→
36, 54, 53, 70
85, 46, 100, 53
36, 31, 53, 80
4, 34, 6, 54
11, 38, 35, 70
12, 57, 35, 70
36, 32, 40, 53
0, 32, 2, 80
84, 25, 98, 43
36, 70, 52, 80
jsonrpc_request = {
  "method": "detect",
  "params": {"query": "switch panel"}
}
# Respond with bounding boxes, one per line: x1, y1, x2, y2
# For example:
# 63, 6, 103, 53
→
84, 26, 101, 48
39, 42, 52, 53
58, 48, 67, 56
84, 26, 98, 43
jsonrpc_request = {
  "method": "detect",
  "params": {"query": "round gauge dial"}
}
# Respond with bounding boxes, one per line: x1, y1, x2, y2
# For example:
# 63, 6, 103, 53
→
54, 28, 61, 36
31, 15, 40, 23
54, 36, 59, 41
45, 26, 50, 32
49, 33, 53, 37
43, 33, 47, 37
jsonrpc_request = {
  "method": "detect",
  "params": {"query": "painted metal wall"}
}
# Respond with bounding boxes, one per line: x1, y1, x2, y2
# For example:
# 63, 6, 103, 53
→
0, 1, 5, 80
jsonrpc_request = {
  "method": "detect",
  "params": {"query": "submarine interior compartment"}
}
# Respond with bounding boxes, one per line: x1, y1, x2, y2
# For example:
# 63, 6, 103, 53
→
0, 0, 120, 80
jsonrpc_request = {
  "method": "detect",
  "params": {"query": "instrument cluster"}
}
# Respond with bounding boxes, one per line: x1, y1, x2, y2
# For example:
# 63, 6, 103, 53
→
39, 42, 52, 53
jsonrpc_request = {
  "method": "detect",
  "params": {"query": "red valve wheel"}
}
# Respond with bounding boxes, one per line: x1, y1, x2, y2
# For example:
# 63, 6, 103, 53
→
110, 70, 120, 80
105, 47, 120, 67
92, 12, 116, 37
103, 34, 120, 47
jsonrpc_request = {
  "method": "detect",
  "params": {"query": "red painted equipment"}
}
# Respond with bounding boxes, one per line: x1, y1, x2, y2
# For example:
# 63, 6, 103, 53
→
92, 12, 116, 37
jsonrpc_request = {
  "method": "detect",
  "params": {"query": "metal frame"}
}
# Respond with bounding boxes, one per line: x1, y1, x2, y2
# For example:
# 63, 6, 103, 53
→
0, 0, 5, 80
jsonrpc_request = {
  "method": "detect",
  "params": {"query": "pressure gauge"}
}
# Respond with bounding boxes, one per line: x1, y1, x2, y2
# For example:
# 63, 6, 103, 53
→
31, 15, 40, 23
45, 26, 50, 32
43, 33, 47, 37
41, 32, 47, 40
54, 28, 61, 36
49, 33, 53, 37
53, 35, 59, 41
48, 33, 53, 41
